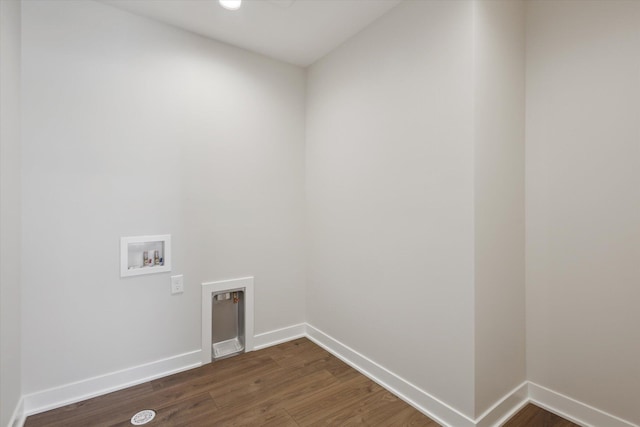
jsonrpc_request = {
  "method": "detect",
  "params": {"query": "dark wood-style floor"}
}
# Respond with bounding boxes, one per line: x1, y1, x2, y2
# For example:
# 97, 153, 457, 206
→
25, 338, 578, 426
503, 404, 579, 427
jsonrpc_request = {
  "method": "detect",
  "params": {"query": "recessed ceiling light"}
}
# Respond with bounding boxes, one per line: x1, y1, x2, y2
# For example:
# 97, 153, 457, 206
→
219, 0, 242, 11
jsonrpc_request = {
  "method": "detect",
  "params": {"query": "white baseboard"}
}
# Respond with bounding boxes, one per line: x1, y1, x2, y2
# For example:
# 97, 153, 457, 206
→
476, 382, 529, 427
19, 321, 306, 421
7, 396, 25, 427
253, 323, 306, 350
529, 382, 638, 427
305, 323, 476, 427
20, 319, 305, 421
22, 349, 202, 418
304, 325, 640, 427
17, 326, 638, 427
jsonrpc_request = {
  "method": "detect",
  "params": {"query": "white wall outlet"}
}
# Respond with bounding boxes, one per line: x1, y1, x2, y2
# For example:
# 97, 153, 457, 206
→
171, 275, 184, 294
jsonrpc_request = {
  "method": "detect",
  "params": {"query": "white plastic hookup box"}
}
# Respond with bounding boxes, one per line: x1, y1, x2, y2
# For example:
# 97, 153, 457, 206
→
120, 234, 171, 277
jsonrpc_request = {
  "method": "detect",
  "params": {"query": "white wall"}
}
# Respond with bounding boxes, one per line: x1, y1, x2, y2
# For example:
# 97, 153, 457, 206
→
526, 1, 640, 425
306, 0, 477, 417
21, 0, 306, 395
0, 0, 23, 425
17, 0, 639, 425
473, 0, 526, 417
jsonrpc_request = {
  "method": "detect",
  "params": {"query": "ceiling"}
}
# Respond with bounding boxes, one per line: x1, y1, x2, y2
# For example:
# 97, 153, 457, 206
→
98, 0, 403, 67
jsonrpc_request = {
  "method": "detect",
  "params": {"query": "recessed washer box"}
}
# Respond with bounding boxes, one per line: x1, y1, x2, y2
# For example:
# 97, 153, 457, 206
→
120, 234, 171, 277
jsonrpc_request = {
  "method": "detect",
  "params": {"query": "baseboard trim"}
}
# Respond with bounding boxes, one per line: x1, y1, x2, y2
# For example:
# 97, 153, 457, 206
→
19, 321, 307, 421
253, 323, 306, 350
8, 396, 25, 427
476, 382, 529, 427
528, 382, 638, 427
17, 327, 638, 427
306, 323, 476, 427
22, 349, 202, 418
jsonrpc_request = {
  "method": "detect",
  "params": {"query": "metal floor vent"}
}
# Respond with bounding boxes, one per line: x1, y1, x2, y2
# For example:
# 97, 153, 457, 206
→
131, 410, 156, 425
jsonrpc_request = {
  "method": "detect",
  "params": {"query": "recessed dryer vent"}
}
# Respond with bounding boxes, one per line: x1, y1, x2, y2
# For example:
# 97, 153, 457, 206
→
212, 291, 245, 360
201, 277, 254, 365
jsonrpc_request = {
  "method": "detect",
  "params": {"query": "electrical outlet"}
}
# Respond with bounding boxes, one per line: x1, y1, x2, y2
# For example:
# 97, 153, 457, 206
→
171, 275, 184, 294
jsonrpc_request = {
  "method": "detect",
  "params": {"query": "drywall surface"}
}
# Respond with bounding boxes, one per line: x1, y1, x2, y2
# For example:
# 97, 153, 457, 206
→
473, 0, 526, 417
306, 0, 476, 417
526, 1, 640, 424
21, 0, 305, 394
0, 0, 22, 424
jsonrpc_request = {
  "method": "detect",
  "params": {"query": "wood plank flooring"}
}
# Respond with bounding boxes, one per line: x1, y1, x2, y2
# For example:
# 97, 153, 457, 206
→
503, 404, 580, 427
25, 338, 578, 426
